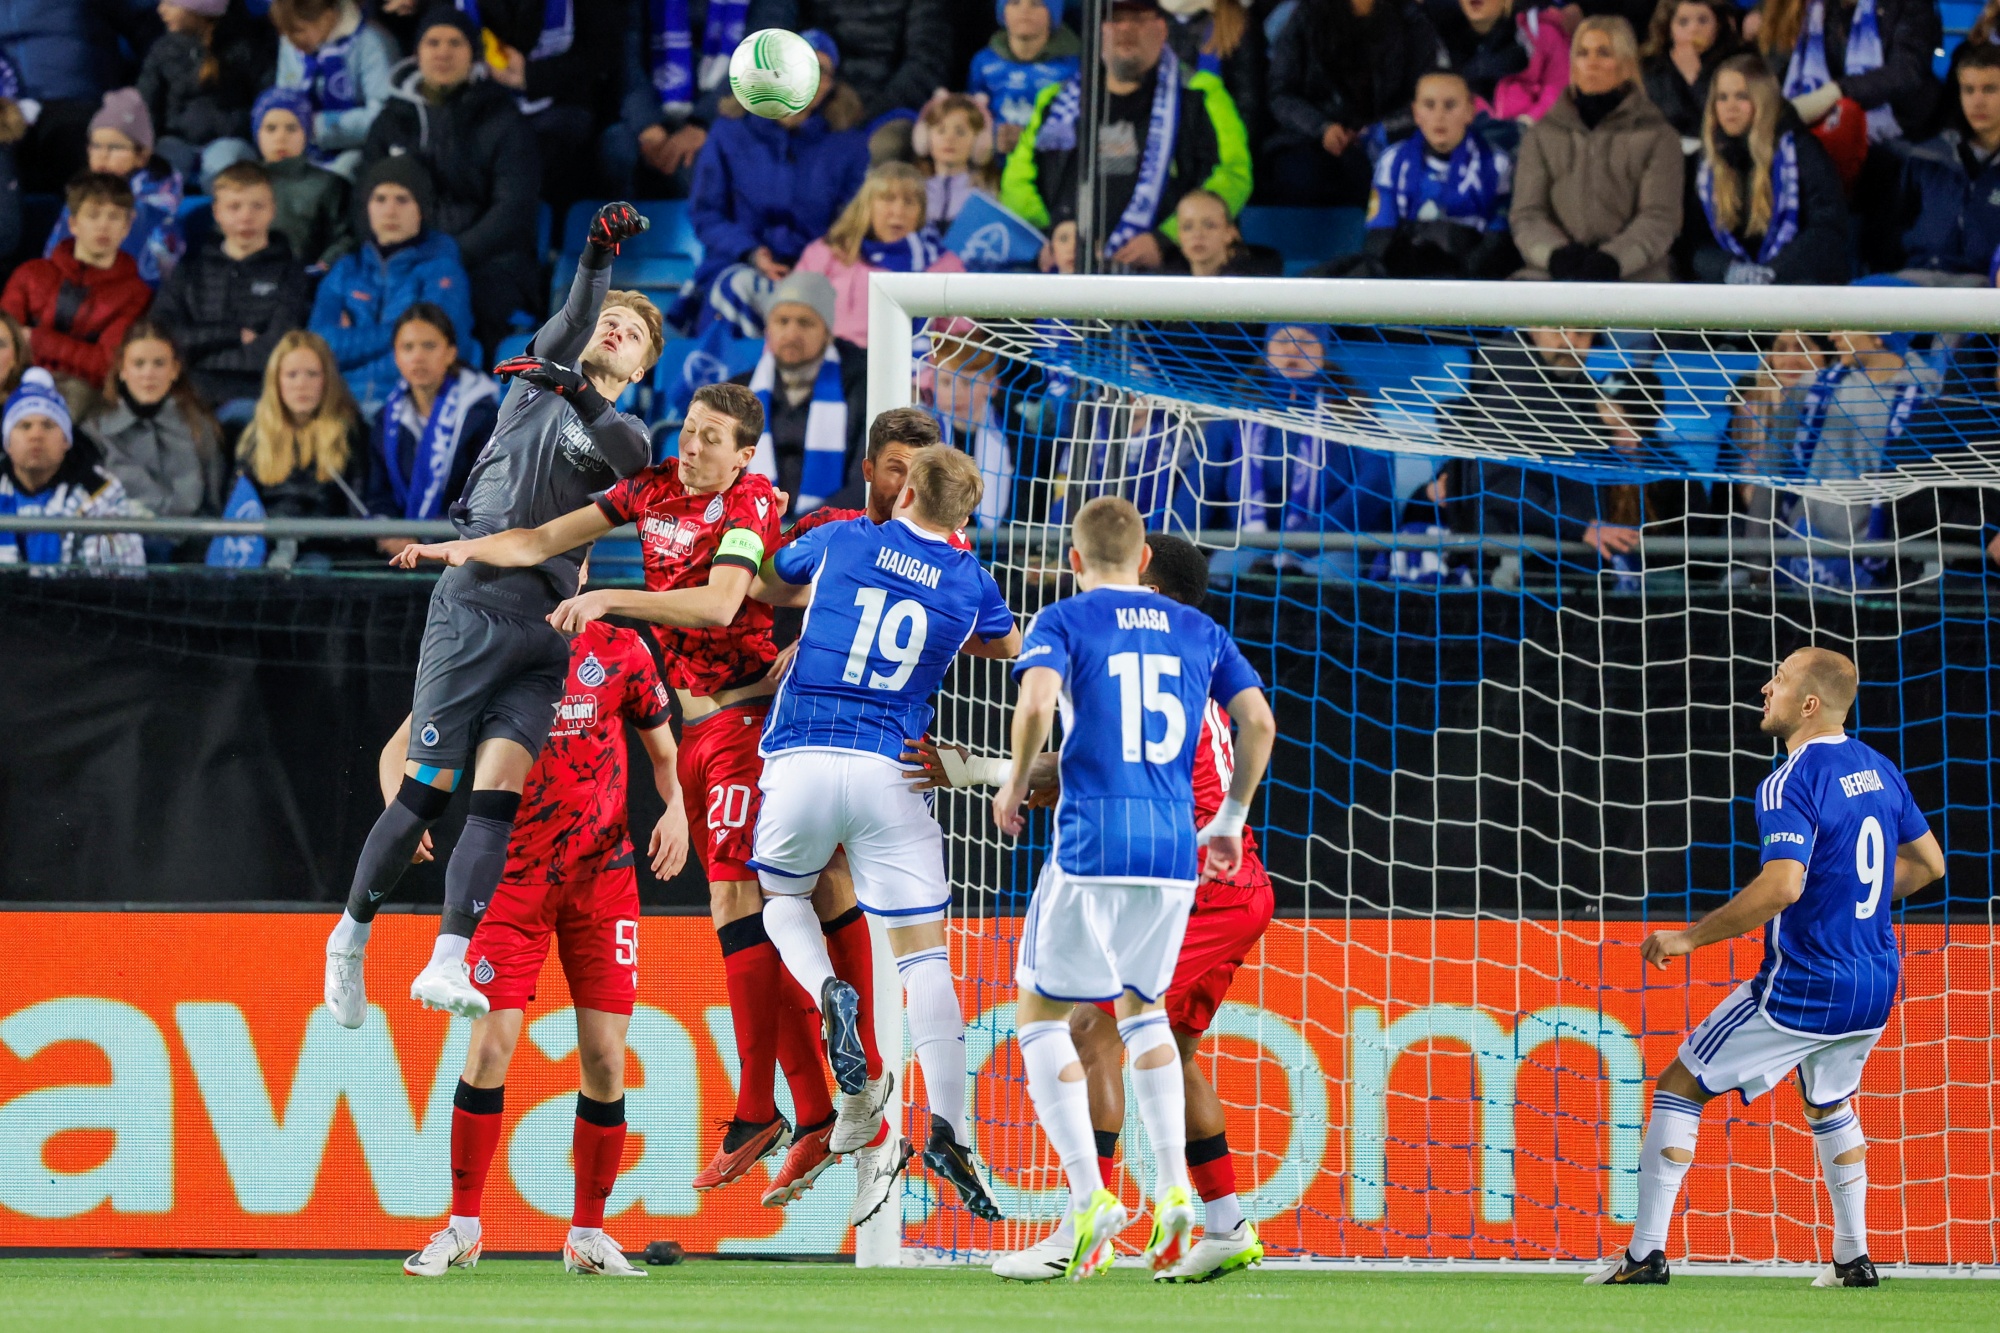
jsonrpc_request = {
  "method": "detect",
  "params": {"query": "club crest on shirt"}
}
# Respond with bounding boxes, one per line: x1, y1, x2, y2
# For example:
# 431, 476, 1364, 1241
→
704, 495, 725, 524
577, 653, 606, 688
419, 720, 441, 747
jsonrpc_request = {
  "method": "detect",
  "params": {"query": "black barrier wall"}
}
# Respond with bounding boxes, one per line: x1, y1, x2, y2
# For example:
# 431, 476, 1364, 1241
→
1, 569, 1991, 913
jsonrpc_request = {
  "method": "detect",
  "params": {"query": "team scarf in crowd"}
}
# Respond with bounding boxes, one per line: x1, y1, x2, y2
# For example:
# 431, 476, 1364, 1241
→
0, 478, 65, 564
1037, 46, 1182, 256
860, 229, 944, 272
1790, 362, 1925, 477
206, 473, 269, 569
1697, 130, 1802, 265
380, 368, 497, 521
1783, 0, 1900, 142
299, 23, 364, 114
454, 0, 572, 58
749, 343, 847, 514
651, 0, 749, 117
1374, 133, 1510, 231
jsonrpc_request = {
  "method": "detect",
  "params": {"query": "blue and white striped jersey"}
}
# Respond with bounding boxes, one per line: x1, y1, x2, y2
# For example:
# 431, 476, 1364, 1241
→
1752, 731, 1931, 1036
761, 516, 1014, 761
1016, 585, 1262, 884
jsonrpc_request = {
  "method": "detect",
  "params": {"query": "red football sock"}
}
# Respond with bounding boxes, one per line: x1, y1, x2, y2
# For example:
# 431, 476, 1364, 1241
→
778, 974, 835, 1127
1187, 1137, 1237, 1202
1099, 1156, 1117, 1190
719, 915, 784, 1124
572, 1094, 627, 1229
450, 1080, 504, 1218
822, 907, 883, 1080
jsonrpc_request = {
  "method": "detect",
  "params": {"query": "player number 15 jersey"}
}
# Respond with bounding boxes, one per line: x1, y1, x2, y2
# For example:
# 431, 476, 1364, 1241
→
1016, 585, 1262, 885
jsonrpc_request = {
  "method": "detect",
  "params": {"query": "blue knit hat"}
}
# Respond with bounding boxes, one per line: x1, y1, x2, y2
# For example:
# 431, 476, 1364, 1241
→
995, 0, 1066, 27
5, 368, 73, 445
800, 28, 841, 69
252, 87, 315, 150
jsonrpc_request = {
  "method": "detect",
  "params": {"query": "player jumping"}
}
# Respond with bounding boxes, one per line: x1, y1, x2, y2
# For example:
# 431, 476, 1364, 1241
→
994, 498, 1277, 1280
387, 588, 689, 1278
1591, 647, 1943, 1288
914, 533, 1269, 1281
392, 386, 896, 1214
750, 445, 1020, 1224
325, 202, 660, 1024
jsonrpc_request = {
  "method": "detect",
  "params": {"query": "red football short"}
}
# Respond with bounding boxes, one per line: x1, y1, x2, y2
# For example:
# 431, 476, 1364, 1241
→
1092, 849, 1274, 1034
677, 701, 769, 883
466, 865, 641, 1016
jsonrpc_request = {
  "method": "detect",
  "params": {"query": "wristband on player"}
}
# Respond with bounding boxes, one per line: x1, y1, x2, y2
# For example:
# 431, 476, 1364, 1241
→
937, 748, 1011, 788
1199, 797, 1250, 845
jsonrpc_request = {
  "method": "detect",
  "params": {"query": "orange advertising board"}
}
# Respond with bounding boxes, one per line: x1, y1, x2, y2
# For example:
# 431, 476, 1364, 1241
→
1, 913, 1994, 1265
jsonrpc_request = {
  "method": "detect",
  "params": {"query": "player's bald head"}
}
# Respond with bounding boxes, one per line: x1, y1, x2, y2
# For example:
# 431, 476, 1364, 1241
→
1789, 647, 1859, 721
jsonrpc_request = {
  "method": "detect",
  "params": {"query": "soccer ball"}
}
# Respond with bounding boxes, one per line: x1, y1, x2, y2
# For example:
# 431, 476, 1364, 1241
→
729, 29, 822, 120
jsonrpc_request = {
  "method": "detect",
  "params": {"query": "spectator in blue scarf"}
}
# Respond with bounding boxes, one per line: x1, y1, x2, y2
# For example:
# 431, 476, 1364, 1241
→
1689, 54, 1849, 284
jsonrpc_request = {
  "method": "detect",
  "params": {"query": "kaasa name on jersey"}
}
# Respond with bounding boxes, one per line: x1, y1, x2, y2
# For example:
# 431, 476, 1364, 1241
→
1838, 769, 1886, 798
1115, 605, 1173, 632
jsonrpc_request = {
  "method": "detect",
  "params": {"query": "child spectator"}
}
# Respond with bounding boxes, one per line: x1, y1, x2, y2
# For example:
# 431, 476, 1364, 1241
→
309, 155, 476, 415
4, 173, 154, 392
45, 90, 187, 289
234, 329, 367, 521
1163, 186, 1282, 274
691, 34, 872, 336
1491, 3, 1572, 123
365, 302, 496, 528
969, 0, 1084, 154
272, 0, 398, 178
1691, 54, 1850, 284
140, 0, 266, 187
914, 92, 999, 229
88, 320, 225, 528
0, 311, 26, 398
795, 162, 965, 348
1510, 16, 1683, 281
1893, 45, 2000, 284
1438, 0, 1570, 126
1342, 68, 1518, 278
1641, 0, 1739, 141
153, 162, 313, 407
253, 88, 354, 269
0, 368, 147, 568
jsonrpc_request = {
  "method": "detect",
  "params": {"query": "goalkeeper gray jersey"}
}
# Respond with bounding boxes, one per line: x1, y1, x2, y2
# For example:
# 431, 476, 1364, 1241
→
439, 260, 651, 617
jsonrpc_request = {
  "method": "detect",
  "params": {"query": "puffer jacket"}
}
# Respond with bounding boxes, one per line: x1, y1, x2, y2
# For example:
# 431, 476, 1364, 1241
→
1895, 128, 2000, 275
0, 241, 154, 385
1269, 0, 1444, 145
310, 228, 479, 411
798, 0, 953, 119
137, 28, 265, 147
0, 0, 105, 102
362, 64, 542, 274
86, 393, 225, 518
689, 88, 872, 289
266, 154, 355, 269
152, 233, 314, 404
1510, 86, 1685, 281
274, 2, 400, 156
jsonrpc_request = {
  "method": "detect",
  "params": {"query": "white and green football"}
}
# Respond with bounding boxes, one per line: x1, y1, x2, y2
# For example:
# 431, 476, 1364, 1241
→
729, 29, 822, 120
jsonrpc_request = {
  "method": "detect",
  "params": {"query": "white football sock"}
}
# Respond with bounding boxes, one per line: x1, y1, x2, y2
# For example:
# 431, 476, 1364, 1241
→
448, 1213, 482, 1242
761, 895, 836, 997
1019, 1019, 1103, 1204
429, 932, 468, 968
1119, 1012, 1189, 1196
899, 947, 968, 1143
567, 1225, 604, 1243
1629, 1090, 1703, 1261
1203, 1191, 1245, 1236
1811, 1102, 1869, 1264
328, 910, 370, 952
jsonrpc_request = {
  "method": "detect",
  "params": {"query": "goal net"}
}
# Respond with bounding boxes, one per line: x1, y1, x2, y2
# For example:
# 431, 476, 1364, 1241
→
864, 275, 1999, 1272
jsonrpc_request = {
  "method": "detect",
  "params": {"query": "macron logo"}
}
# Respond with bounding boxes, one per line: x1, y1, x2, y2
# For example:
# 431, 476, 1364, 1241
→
1837, 770, 1885, 798
875, 547, 941, 588
1115, 606, 1172, 631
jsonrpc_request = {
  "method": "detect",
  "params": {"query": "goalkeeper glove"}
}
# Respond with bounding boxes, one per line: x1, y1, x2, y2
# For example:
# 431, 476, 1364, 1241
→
494, 354, 610, 420
584, 201, 649, 264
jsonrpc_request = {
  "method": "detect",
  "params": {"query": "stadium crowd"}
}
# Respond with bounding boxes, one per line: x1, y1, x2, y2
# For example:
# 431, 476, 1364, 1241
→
0, 0, 1994, 588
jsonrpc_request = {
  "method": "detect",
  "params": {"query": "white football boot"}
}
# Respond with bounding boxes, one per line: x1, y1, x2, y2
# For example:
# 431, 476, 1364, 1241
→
831, 1070, 893, 1154
324, 944, 368, 1029
410, 956, 490, 1018
1156, 1220, 1264, 1283
404, 1224, 481, 1276
850, 1133, 913, 1226
562, 1230, 647, 1276
991, 1227, 1074, 1282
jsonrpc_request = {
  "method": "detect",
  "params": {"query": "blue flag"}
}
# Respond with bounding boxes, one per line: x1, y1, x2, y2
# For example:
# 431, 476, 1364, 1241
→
942, 195, 1046, 272
206, 474, 268, 568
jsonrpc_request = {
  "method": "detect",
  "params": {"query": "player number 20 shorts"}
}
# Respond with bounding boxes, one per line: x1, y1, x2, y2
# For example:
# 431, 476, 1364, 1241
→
1016, 860, 1195, 1004
677, 702, 769, 883
1677, 979, 1883, 1107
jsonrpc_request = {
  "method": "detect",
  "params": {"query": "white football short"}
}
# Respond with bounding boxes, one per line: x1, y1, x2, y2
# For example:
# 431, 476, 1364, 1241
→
750, 748, 950, 924
1677, 980, 1883, 1108
1014, 859, 1195, 1003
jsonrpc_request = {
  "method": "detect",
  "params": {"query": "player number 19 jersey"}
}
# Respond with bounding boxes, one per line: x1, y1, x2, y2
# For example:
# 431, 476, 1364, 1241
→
1753, 731, 1931, 1037
763, 516, 1015, 760
1016, 585, 1262, 885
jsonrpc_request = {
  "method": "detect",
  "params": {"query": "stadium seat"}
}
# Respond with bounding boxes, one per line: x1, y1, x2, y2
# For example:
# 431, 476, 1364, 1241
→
535, 202, 552, 262
551, 201, 704, 305
650, 333, 764, 427
1237, 206, 1367, 275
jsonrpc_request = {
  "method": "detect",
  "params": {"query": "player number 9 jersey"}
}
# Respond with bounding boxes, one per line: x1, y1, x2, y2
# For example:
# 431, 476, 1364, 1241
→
1015, 585, 1262, 884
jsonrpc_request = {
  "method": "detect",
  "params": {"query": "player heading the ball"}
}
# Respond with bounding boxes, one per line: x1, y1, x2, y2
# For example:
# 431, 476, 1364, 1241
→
1591, 647, 1944, 1288
995, 497, 1277, 1281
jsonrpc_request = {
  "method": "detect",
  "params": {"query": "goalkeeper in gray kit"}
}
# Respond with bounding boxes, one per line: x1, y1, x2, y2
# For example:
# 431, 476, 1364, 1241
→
324, 203, 667, 1025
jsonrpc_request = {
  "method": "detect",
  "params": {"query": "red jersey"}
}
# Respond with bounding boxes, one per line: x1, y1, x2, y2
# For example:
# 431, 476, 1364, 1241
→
775, 506, 975, 552
1193, 700, 1270, 906
503, 621, 673, 885
595, 465, 784, 695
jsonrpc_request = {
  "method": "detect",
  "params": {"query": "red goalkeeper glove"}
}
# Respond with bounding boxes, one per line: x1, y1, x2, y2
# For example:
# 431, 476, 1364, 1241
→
494, 354, 610, 419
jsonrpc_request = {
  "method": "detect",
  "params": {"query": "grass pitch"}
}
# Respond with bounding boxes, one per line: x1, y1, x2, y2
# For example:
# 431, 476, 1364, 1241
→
1, 1258, 1994, 1332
